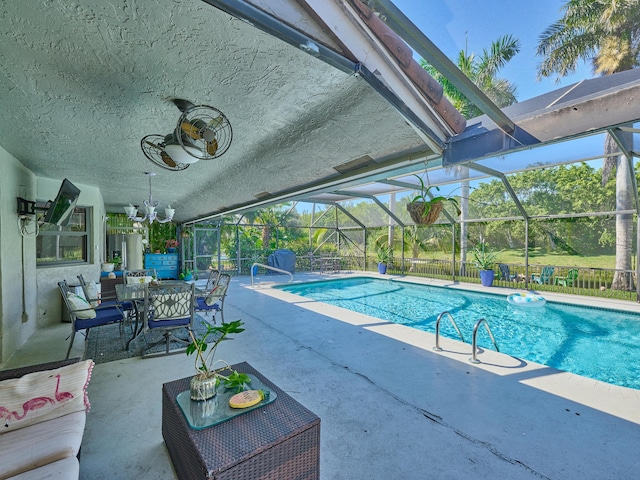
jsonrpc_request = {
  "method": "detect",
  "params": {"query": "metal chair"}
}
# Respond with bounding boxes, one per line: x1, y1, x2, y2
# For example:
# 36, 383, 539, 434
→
141, 282, 195, 357
59, 279, 126, 359
123, 268, 157, 285
77, 274, 119, 307
195, 273, 230, 323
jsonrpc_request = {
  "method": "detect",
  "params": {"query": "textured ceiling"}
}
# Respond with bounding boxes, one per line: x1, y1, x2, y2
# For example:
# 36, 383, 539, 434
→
0, 0, 436, 223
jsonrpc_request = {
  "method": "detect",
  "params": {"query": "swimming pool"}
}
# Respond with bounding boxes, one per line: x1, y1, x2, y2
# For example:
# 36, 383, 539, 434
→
277, 277, 640, 390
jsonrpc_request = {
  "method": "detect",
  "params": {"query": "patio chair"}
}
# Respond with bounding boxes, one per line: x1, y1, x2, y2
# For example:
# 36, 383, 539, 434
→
77, 274, 120, 307
123, 268, 157, 284
141, 282, 195, 357
554, 269, 579, 287
498, 264, 517, 281
59, 279, 126, 359
531, 267, 554, 284
195, 273, 230, 323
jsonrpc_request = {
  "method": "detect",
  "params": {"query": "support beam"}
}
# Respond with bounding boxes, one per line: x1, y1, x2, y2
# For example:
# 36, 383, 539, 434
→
335, 191, 406, 227
366, 0, 516, 134
467, 162, 529, 220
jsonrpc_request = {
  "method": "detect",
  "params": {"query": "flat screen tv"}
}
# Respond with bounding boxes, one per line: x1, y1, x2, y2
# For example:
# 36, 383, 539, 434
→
42, 178, 81, 227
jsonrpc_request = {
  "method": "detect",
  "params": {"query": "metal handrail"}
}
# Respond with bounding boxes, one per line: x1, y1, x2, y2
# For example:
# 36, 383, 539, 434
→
250, 263, 293, 286
469, 318, 500, 364
433, 311, 465, 351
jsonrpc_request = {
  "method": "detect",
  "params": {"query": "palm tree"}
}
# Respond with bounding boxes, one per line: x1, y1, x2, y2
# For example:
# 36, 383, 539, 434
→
421, 34, 521, 274
537, 0, 640, 290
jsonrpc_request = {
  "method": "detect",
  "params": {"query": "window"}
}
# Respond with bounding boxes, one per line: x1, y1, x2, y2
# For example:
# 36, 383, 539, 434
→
37, 207, 91, 266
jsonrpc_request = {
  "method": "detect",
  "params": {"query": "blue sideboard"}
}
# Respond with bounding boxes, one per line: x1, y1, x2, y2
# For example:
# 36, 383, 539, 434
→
144, 253, 178, 279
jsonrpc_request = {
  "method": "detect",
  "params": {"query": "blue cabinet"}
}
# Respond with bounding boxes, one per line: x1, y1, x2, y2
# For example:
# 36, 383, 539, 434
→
145, 253, 178, 279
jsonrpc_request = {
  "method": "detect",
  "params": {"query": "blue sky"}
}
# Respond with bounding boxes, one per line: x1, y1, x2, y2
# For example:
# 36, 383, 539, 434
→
393, 0, 594, 100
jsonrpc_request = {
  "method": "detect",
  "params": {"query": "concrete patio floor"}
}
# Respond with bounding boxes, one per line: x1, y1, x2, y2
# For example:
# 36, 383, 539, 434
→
5, 272, 640, 479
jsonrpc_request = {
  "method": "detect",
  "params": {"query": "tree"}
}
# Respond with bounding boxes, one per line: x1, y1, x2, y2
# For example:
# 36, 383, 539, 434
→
536, 0, 640, 290
421, 34, 521, 272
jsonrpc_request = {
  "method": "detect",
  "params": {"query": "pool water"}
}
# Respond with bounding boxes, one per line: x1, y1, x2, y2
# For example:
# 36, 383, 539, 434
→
277, 277, 640, 390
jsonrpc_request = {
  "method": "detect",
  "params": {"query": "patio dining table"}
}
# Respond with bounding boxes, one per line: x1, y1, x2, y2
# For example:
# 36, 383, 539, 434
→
116, 280, 205, 349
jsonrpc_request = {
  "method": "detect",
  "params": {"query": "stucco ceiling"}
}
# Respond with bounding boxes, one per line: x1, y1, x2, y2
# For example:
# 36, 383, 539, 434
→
0, 0, 455, 223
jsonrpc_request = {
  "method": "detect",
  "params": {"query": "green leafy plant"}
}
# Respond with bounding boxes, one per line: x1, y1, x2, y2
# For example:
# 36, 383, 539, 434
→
472, 242, 499, 271
111, 255, 122, 266
375, 244, 392, 265
179, 268, 193, 280
186, 320, 248, 392
407, 175, 460, 225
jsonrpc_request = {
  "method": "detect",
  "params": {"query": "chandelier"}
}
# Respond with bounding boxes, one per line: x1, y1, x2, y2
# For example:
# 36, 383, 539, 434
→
123, 172, 174, 224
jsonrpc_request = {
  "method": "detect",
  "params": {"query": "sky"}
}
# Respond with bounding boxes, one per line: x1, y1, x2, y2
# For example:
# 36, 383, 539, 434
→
392, 0, 594, 100
295, 1, 599, 214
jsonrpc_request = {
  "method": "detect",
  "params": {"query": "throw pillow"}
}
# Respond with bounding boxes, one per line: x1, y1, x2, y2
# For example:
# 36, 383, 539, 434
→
0, 359, 94, 432
66, 293, 96, 319
87, 281, 101, 307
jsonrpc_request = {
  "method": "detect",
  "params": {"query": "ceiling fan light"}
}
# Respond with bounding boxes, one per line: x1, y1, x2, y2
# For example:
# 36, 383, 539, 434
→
164, 132, 201, 164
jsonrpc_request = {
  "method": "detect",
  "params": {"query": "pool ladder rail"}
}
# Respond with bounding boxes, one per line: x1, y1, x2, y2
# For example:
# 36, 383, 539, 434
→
433, 311, 500, 364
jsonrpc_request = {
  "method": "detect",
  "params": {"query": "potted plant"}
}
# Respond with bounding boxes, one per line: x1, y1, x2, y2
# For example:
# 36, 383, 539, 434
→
166, 239, 179, 253
186, 320, 250, 401
111, 255, 123, 271
375, 244, 392, 274
180, 269, 193, 281
472, 242, 499, 287
407, 175, 460, 225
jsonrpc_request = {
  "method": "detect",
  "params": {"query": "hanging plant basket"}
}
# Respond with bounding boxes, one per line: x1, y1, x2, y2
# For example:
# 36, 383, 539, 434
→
407, 200, 443, 225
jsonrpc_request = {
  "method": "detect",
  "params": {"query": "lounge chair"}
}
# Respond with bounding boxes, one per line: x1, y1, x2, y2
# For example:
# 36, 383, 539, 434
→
554, 269, 579, 287
531, 267, 554, 284
498, 264, 517, 281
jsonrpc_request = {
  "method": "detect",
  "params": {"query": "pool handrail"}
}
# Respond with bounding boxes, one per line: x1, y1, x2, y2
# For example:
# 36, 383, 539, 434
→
433, 311, 465, 351
469, 318, 500, 364
251, 263, 293, 286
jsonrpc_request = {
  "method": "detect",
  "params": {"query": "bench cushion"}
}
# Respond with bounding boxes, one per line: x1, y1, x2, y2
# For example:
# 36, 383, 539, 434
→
0, 410, 84, 479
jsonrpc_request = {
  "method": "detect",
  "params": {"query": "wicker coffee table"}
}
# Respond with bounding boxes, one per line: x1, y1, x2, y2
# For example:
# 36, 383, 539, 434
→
162, 362, 320, 480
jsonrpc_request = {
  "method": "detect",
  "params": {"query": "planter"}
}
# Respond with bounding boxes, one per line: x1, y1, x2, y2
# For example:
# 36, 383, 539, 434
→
101, 262, 114, 273
190, 373, 219, 401
182, 274, 193, 281
479, 270, 495, 287
407, 201, 443, 225
167, 247, 176, 253
378, 262, 387, 274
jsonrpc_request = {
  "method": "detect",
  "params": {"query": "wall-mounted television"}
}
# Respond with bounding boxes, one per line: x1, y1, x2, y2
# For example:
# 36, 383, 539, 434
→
42, 178, 81, 227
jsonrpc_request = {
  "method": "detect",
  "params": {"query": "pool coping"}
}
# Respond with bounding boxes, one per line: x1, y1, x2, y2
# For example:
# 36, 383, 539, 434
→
250, 271, 640, 425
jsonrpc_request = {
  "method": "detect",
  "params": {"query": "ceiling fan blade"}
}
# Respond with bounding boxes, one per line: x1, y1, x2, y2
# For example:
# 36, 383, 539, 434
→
161, 151, 177, 167
145, 140, 163, 150
181, 121, 203, 140
206, 138, 219, 156
207, 116, 223, 129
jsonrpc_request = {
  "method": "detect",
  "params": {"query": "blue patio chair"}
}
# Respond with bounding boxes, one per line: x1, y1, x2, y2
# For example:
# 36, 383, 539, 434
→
531, 267, 554, 284
59, 280, 126, 359
195, 273, 230, 323
141, 282, 196, 357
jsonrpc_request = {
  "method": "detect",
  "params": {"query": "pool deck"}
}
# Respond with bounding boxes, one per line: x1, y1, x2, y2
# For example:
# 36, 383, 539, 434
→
6, 271, 640, 479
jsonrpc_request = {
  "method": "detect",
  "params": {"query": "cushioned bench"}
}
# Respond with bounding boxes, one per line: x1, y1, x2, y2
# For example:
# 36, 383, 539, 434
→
0, 358, 93, 480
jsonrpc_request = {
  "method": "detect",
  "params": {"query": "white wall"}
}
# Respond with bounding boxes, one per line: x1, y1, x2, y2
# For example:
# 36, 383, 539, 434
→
0, 146, 106, 364
0, 145, 38, 364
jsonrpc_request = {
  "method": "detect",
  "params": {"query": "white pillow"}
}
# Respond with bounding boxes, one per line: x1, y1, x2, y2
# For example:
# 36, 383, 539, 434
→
66, 292, 96, 319
126, 275, 153, 285
87, 281, 101, 307
0, 360, 94, 433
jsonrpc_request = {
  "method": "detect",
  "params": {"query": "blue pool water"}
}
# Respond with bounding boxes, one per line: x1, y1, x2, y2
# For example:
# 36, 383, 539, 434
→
277, 277, 640, 390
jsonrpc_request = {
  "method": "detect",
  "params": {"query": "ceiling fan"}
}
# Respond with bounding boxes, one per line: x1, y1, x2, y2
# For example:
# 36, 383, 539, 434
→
173, 99, 233, 161
140, 134, 191, 171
